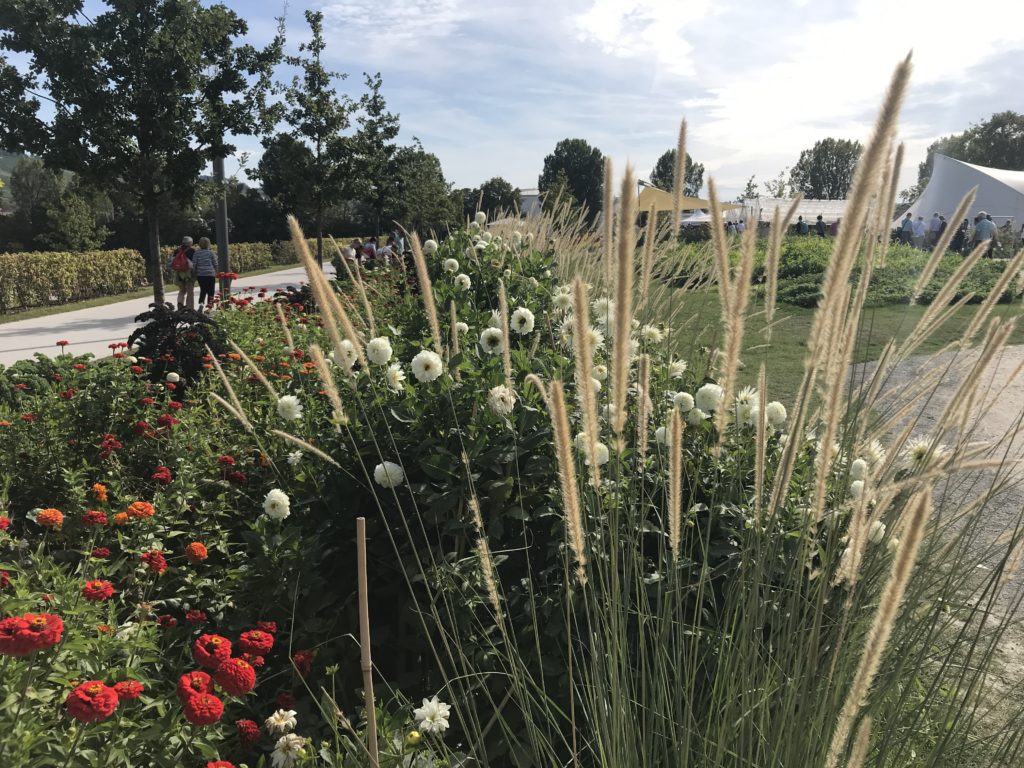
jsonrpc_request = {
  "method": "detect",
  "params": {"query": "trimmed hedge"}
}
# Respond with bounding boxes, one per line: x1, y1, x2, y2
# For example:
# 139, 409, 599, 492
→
0, 248, 144, 313
0, 241, 303, 314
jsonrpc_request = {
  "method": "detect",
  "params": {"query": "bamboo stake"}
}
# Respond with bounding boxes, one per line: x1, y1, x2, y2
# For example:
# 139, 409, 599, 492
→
356, 517, 379, 767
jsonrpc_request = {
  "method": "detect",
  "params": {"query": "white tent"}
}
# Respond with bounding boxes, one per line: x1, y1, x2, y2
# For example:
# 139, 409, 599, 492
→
894, 154, 1024, 229
681, 210, 712, 226
734, 197, 848, 224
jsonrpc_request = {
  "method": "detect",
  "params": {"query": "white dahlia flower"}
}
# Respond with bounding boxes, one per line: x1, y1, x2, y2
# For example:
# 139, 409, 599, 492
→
694, 383, 723, 412
510, 307, 535, 334
385, 362, 406, 392
374, 461, 405, 488
263, 489, 291, 521
479, 327, 504, 355
411, 350, 444, 382
265, 708, 298, 735
365, 336, 393, 366
276, 395, 304, 421
455, 274, 472, 291
422, 239, 438, 255
487, 384, 516, 416
413, 695, 451, 733
443, 258, 459, 273
765, 401, 787, 427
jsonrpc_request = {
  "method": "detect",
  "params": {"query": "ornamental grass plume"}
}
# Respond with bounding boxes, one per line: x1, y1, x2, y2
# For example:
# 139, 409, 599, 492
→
572, 279, 602, 488
544, 379, 587, 586
309, 344, 347, 430
329, 234, 377, 337
498, 280, 514, 387
667, 407, 683, 558
468, 493, 502, 618
603, 156, 615, 288
670, 118, 687, 240
408, 231, 443, 355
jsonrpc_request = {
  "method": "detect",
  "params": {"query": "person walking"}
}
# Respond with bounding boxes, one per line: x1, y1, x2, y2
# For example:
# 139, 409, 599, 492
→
899, 212, 914, 244
796, 215, 809, 235
927, 212, 942, 247
167, 236, 196, 310
973, 211, 997, 257
191, 237, 219, 309
912, 216, 927, 249
815, 215, 826, 236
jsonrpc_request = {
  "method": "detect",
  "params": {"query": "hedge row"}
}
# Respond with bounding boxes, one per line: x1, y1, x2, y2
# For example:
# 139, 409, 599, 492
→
0, 241, 306, 313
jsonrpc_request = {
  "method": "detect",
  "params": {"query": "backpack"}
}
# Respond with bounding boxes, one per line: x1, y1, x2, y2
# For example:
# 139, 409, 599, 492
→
171, 247, 191, 272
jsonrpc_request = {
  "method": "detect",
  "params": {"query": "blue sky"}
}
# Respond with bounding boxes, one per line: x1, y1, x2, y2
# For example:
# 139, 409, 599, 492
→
66, 0, 1024, 198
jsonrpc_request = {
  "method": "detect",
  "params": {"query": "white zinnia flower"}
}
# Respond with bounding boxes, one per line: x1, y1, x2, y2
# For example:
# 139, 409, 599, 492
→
266, 708, 298, 735
276, 395, 304, 421
263, 489, 291, 521
455, 273, 472, 291
672, 392, 694, 412
591, 377, 603, 393
385, 363, 406, 392
735, 386, 758, 407
765, 401, 787, 428
481, 230, 493, 244
411, 350, 444, 382
849, 458, 869, 481
868, 520, 886, 544
455, 321, 469, 334
850, 480, 865, 499
591, 297, 615, 327
468, 220, 480, 232
574, 432, 589, 451
586, 326, 605, 349
738, 404, 759, 427
475, 211, 487, 226
510, 307, 535, 334
864, 439, 886, 467
655, 426, 667, 445
694, 383, 724, 412
488, 310, 502, 328
686, 407, 706, 426
553, 289, 573, 312
272, 733, 306, 768
365, 336, 393, 366
593, 364, 608, 381
332, 339, 357, 369
423, 239, 438, 255
165, 372, 180, 383
487, 384, 516, 417
668, 360, 688, 379
464, 246, 475, 259
639, 324, 663, 344
587, 441, 610, 466
479, 327, 504, 355
286, 450, 302, 466
443, 258, 459, 272
413, 695, 452, 734
902, 436, 947, 471
374, 461, 405, 488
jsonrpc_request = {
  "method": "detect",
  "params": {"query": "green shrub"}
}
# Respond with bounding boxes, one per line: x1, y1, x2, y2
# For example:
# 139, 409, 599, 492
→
0, 249, 145, 313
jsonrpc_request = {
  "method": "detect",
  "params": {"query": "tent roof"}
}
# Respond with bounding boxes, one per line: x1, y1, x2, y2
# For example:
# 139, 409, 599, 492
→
736, 197, 848, 223
894, 154, 1024, 227
637, 186, 742, 212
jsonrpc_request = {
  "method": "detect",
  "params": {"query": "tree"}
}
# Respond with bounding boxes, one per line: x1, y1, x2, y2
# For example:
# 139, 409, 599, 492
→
254, 10, 354, 265
254, 135, 317, 225
8, 157, 60, 233
353, 72, 400, 236
41, 183, 110, 251
538, 139, 603, 221
736, 175, 759, 203
763, 168, 789, 198
476, 177, 520, 218
541, 168, 579, 214
0, 0, 281, 304
649, 149, 705, 197
905, 111, 1024, 201
788, 138, 863, 199
385, 142, 459, 235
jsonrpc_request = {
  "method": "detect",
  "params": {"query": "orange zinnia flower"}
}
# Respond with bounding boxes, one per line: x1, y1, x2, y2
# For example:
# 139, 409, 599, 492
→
91, 483, 108, 503
126, 501, 155, 519
37, 508, 64, 530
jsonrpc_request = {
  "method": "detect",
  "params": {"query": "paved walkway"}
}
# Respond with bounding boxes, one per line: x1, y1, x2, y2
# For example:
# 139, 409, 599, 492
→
0, 265, 328, 367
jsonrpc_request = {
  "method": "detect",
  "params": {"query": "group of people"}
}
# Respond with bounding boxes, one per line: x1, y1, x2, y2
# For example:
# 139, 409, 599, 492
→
900, 210, 1006, 257
334, 231, 407, 272
166, 236, 219, 310
794, 215, 840, 237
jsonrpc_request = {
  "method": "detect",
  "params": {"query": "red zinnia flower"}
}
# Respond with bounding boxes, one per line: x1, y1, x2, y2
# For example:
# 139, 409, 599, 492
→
167, 400, 183, 410
113, 680, 144, 701
193, 634, 232, 669
131, 365, 145, 374
36, 508, 64, 530
255, 620, 277, 635
133, 420, 150, 436
176, 670, 213, 701
185, 609, 207, 625
208, 762, 236, 768
60, 388, 76, 400
151, 466, 173, 485
0, 571, 9, 589
238, 630, 274, 656
185, 542, 208, 564
66, 681, 119, 723
214, 657, 256, 696
82, 580, 115, 601
292, 649, 313, 677
217, 455, 236, 466
73, 363, 87, 370
140, 550, 167, 574
183, 692, 224, 726
15, 383, 29, 391
127, 501, 155, 519
56, 339, 69, 347
140, 397, 156, 405
157, 414, 180, 428
20, 413, 36, 422
0, 516, 10, 530
157, 614, 178, 629
90, 547, 111, 560
236, 718, 261, 745
81, 510, 108, 526
241, 652, 265, 668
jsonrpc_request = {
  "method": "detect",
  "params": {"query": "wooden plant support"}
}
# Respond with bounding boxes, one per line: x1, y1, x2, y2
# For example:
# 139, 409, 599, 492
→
357, 517, 379, 767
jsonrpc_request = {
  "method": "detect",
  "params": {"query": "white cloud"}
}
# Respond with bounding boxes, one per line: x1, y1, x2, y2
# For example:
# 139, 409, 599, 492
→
320, 0, 467, 41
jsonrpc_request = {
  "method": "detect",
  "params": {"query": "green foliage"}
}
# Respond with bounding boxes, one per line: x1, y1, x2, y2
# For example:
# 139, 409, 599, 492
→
650, 148, 705, 196
0, 248, 143, 313
788, 137, 863, 199
384, 142, 460, 235
912, 111, 1024, 196
538, 138, 604, 220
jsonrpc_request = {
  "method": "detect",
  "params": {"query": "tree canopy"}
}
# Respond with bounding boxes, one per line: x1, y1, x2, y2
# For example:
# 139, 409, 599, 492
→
538, 139, 603, 221
650, 150, 705, 197
0, 0, 281, 303
456, 177, 520, 220
788, 138, 863, 199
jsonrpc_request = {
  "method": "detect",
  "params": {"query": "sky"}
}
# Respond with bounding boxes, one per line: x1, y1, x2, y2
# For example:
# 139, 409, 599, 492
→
60, 0, 1024, 198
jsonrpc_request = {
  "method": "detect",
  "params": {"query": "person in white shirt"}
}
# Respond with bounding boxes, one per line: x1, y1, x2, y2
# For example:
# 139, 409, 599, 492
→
736, 219, 746, 233
912, 216, 927, 249
927, 212, 942, 247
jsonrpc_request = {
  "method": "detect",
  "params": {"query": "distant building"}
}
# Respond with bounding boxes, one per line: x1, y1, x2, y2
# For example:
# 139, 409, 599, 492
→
731, 197, 848, 224
519, 188, 541, 217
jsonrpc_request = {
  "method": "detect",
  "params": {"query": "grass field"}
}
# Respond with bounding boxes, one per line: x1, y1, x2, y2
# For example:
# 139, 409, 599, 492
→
672, 289, 1024, 396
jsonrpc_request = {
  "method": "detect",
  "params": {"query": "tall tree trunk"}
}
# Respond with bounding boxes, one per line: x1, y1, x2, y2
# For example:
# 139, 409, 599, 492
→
316, 202, 324, 268
146, 201, 165, 305
213, 155, 231, 296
